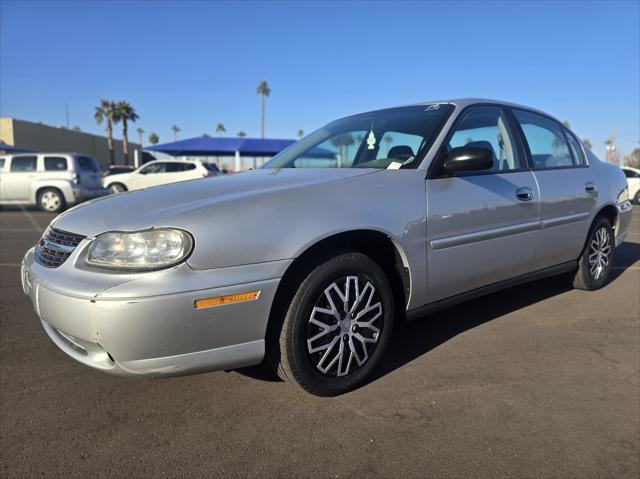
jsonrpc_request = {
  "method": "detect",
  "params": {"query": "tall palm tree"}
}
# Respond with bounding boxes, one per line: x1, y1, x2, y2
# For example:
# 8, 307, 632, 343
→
256, 80, 271, 138
149, 133, 159, 145
94, 99, 118, 165
297, 129, 304, 139
216, 123, 226, 136
115, 101, 139, 165
136, 127, 144, 146
171, 125, 181, 141
237, 131, 247, 138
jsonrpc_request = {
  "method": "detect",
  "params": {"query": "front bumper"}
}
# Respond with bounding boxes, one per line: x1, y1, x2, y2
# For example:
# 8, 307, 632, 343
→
21, 247, 287, 377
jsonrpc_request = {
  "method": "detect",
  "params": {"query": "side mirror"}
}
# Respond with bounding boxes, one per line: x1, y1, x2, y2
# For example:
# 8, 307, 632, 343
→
444, 147, 494, 173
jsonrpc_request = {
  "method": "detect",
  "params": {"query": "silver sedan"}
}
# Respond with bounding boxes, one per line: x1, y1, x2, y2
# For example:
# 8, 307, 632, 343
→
21, 99, 632, 396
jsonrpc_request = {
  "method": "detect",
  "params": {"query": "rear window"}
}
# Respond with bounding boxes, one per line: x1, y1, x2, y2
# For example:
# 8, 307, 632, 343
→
10, 156, 37, 172
44, 156, 68, 171
76, 156, 100, 172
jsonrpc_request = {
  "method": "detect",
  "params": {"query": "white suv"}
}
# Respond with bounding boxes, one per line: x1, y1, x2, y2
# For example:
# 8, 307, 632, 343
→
622, 167, 640, 204
102, 159, 219, 194
0, 153, 107, 212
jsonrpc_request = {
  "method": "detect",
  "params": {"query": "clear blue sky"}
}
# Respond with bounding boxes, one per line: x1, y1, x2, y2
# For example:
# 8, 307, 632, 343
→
1, 0, 638, 160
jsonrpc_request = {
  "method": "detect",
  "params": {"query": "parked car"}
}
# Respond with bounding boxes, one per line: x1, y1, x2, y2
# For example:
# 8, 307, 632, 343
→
102, 159, 219, 193
21, 99, 632, 396
622, 167, 640, 204
102, 165, 136, 177
0, 153, 107, 212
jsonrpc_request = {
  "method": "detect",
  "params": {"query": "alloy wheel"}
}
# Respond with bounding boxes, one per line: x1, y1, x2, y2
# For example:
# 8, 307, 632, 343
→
306, 275, 383, 377
588, 226, 611, 280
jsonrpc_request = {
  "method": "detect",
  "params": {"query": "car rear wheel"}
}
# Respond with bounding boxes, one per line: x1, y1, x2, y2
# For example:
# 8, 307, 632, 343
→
274, 252, 394, 396
107, 182, 127, 194
573, 216, 614, 291
634, 191, 640, 205
37, 188, 65, 213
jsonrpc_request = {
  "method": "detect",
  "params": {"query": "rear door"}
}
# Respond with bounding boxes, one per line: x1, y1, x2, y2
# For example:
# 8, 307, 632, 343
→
510, 109, 595, 270
74, 155, 103, 189
425, 105, 539, 303
129, 162, 167, 189
4, 155, 38, 201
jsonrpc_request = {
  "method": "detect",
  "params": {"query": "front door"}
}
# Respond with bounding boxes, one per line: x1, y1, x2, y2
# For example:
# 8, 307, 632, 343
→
425, 105, 539, 303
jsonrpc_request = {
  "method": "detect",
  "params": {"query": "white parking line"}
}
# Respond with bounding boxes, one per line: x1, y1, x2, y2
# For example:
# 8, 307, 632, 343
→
0, 263, 20, 267
18, 206, 45, 233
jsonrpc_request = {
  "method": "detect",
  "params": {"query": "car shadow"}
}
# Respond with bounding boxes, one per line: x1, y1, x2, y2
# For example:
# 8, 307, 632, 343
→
236, 243, 640, 387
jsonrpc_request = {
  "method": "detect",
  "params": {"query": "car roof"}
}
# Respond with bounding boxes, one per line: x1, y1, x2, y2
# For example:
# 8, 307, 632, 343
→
339, 98, 563, 124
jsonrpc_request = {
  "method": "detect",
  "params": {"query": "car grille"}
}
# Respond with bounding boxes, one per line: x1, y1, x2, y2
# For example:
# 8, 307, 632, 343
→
35, 228, 86, 268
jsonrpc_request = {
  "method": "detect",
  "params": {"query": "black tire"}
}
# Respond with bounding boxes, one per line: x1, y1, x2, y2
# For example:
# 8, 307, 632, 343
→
573, 216, 614, 291
634, 191, 640, 205
274, 252, 394, 396
107, 182, 127, 194
37, 188, 65, 213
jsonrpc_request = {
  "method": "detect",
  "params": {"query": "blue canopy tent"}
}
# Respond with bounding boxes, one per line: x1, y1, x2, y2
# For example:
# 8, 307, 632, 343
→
145, 137, 297, 170
0, 143, 34, 154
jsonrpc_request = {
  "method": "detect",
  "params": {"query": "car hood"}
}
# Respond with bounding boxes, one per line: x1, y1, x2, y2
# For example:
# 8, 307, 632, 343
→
54, 168, 379, 237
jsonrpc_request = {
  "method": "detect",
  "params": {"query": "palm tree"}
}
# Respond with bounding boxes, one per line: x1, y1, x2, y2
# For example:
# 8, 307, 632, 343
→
148, 133, 159, 145
583, 138, 593, 149
94, 99, 119, 165
237, 131, 247, 138
171, 125, 181, 141
136, 127, 144, 146
216, 123, 226, 136
297, 129, 304, 139
256, 80, 271, 138
202, 133, 211, 138
115, 101, 139, 165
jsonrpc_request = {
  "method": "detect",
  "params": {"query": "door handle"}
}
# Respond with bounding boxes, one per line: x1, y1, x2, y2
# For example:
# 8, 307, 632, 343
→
516, 187, 534, 201
585, 182, 596, 193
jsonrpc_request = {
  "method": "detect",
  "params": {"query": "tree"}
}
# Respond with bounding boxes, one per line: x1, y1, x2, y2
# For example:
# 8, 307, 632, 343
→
115, 101, 139, 165
136, 127, 144, 145
94, 99, 119, 165
216, 123, 226, 136
256, 80, 271, 139
171, 125, 181, 141
297, 129, 304, 139
72, 126, 81, 132
562, 120, 571, 129
237, 131, 247, 138
202, 133, 211, 138
624, 148, 640, 168
583, 138, 593, 149
148, 133, 159, 145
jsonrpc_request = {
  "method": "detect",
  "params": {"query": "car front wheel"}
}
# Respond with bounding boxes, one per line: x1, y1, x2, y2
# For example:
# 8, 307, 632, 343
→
274, 252, 394, 396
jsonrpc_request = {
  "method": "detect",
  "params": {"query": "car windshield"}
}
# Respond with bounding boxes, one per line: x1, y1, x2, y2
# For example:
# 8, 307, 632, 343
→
263, 104, 454, 169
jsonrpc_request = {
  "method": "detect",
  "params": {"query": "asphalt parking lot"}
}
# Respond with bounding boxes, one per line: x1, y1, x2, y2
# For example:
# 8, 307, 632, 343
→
0, 206, 638, 478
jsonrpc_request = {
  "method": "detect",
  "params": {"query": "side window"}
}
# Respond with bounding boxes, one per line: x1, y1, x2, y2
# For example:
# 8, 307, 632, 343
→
184, 163, 196, 171
10, 156, 37, 172
513, 110, 576, 169
0, 158, 5, 170
165, 162, 192, 172
44, 156, 68, 171
564, 130, 585, 166
140, 162, 166, 174
446, 106, 521, 172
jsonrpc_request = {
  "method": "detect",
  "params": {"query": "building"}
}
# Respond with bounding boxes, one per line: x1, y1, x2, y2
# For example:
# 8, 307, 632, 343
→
0, 118, 141, 168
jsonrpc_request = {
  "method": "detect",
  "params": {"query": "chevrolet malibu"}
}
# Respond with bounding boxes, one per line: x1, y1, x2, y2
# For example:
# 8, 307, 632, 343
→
21, 99, 632, 396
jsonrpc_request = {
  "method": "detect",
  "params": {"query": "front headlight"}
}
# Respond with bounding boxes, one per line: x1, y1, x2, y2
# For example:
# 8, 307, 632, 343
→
86, 228, 193, 271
